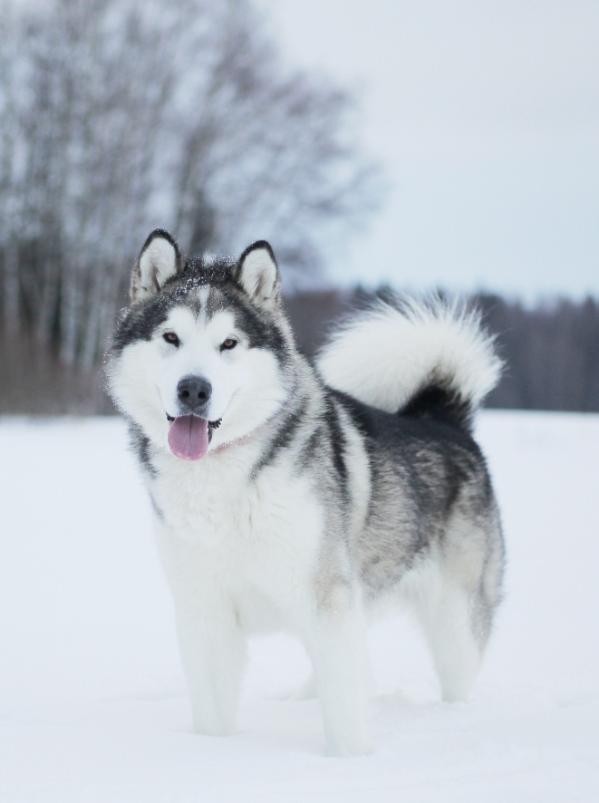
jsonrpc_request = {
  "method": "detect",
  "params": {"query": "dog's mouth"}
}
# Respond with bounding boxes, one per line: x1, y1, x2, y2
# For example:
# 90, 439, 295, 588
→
165, 414, 222, 460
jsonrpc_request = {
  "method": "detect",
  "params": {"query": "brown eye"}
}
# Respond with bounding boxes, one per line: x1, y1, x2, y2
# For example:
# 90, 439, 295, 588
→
163, 331, 180, 347
220, 337, 238, 351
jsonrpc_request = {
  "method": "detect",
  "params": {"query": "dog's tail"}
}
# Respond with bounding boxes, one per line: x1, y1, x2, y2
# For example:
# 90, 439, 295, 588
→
317, 297, 502, 432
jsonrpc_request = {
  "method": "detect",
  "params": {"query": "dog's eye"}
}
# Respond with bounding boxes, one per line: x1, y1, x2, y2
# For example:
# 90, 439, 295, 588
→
163, 331, 180, 347
220, 337, 238, 351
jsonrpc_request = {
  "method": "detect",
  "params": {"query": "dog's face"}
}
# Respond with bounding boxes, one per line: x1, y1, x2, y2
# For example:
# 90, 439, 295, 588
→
108, 230, 292, 460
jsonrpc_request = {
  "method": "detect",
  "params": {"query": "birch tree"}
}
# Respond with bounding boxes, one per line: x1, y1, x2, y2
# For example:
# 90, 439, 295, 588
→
0, 0, 380, 368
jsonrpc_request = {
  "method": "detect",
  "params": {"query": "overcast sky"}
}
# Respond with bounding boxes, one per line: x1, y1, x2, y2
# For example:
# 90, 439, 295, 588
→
259, 0, 598, 299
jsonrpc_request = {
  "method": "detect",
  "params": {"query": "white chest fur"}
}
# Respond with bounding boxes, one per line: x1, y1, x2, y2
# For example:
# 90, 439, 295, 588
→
149, 443, 324, 634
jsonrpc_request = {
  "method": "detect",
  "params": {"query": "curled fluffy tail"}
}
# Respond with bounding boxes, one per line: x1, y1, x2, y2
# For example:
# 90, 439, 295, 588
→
317, 298, 502, 431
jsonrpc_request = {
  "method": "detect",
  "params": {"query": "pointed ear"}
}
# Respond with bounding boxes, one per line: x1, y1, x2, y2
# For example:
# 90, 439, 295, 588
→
130, 229, 182, 302
235, 241, 280, 306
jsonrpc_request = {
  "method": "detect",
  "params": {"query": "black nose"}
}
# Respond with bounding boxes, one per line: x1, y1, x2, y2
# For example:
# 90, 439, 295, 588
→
177, 375, 212, 414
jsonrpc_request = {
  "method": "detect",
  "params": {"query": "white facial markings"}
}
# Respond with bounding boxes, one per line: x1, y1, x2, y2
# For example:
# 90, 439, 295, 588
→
109, 299, 288, 456
157, 306, 244, 424
196, 287, 210, 328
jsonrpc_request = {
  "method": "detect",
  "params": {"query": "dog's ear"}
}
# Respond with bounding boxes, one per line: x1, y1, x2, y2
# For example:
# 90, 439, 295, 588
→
235, 241, 280, 306
130, 229, 182, 302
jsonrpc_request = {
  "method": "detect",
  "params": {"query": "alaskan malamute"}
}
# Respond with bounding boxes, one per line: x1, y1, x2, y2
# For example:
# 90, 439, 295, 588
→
107, 230, 504, 755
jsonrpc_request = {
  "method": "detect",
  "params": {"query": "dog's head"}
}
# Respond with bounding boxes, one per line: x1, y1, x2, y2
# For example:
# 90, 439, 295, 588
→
107, 230, 294, 460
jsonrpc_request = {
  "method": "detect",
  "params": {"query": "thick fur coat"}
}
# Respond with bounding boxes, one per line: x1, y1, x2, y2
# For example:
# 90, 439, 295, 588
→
107, 231, 504, 755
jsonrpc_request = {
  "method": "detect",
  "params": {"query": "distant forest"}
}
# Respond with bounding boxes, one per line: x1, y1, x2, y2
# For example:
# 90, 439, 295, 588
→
0, 0, 597, 416
1, 287, 597, 415
286, 288, 599, 414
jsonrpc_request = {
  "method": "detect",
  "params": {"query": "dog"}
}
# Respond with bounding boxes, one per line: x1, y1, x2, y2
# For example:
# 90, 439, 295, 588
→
107, 229, 505, 755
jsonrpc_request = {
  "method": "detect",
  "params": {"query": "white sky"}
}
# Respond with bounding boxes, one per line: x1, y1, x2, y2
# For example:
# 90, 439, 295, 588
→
259, 0, 599, 298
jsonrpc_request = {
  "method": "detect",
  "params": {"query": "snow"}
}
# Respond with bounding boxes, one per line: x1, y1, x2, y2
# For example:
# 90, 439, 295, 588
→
1, 412, 598, 802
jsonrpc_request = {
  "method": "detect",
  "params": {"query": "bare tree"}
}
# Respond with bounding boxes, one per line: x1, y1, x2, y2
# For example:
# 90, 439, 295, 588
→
0, 0, 380, 370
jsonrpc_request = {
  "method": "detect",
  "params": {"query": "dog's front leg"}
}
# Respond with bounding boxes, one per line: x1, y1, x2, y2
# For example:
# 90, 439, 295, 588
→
308, 587, 372, 756
174, 594, 246, 737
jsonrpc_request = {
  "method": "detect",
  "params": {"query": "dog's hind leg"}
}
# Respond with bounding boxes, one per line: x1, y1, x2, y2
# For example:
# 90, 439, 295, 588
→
418, 580, 484, 702
416, 520, 504, 702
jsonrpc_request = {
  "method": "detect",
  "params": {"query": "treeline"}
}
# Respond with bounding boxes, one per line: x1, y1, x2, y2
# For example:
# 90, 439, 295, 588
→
1, 287, 597, 415
286, 289, 599, 413
0, 1, 596, 415
468, 293, 599, 411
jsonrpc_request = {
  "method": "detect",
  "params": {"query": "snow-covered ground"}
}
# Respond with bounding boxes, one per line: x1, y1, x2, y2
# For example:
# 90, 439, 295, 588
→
1, 412, 598, 802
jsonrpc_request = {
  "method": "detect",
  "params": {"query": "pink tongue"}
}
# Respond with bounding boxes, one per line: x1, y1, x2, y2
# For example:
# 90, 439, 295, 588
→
168, 416, 209, 460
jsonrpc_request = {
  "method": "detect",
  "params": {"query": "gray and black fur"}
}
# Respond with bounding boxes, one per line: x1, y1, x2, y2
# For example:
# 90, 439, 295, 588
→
108, 231, 505, 711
